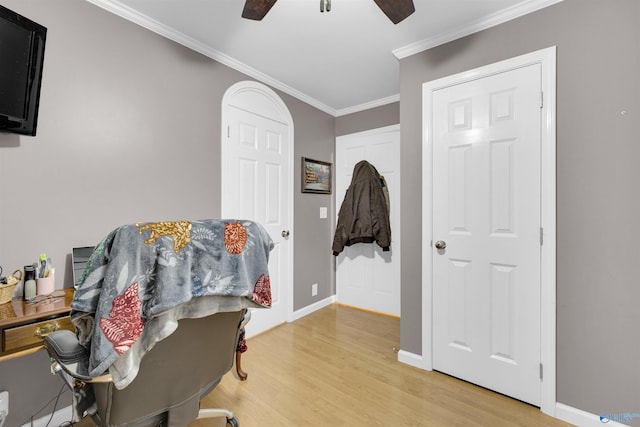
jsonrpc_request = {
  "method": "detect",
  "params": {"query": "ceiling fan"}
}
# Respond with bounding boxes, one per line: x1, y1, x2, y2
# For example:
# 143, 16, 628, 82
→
241, 0, 416, 24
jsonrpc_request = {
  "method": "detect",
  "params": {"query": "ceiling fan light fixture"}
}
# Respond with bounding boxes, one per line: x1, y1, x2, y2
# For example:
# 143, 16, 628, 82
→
242, 0, 414, 24
320, 0, 331, 13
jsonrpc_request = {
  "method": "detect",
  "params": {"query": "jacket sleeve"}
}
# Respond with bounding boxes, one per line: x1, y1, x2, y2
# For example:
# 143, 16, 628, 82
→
332, 188, 352, 256
371, 177, 391, 251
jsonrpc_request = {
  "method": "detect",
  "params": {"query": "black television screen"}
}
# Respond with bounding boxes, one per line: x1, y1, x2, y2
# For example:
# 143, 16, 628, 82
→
0, 5, 46, 136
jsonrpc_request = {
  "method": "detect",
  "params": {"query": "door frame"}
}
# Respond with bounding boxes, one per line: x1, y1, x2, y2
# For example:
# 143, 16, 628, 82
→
335, 124, 401, 316
421, 47, 556, 415
221, 80, 295, 325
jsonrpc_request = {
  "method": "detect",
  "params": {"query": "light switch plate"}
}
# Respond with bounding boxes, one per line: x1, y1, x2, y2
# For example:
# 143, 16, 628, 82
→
319, 207, 328, 219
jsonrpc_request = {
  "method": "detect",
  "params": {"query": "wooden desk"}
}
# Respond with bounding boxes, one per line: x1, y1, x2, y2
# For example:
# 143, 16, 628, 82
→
0, 288, 74, 362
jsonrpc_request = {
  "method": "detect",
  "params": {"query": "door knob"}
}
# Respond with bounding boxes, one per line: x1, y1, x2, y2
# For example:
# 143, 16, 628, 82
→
281, 230, 290, 238
434, 240, 447, 250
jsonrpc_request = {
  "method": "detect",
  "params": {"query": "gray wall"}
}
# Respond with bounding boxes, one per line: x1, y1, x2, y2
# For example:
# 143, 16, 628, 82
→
399, 0, 640, 421
290, 99, 336, 309
0, 0, 334, 424
335, 102, 399, 137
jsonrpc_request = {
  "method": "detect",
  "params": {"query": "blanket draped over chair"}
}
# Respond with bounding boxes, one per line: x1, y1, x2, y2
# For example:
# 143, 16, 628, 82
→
71, 219, 273, 389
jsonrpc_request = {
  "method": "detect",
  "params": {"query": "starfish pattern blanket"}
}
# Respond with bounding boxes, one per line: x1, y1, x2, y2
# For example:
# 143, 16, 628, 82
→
70, 219, 273, 388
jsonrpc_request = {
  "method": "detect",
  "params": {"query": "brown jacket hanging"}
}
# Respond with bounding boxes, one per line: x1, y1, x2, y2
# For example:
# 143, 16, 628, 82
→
332, 160, 391, 256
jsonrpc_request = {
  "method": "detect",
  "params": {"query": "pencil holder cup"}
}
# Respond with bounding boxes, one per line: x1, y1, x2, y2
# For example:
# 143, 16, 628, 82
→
36, 276, 55, 296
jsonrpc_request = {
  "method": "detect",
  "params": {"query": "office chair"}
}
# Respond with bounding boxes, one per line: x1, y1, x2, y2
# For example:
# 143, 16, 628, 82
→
44, 309, 249, 426
43, 219, 274, 426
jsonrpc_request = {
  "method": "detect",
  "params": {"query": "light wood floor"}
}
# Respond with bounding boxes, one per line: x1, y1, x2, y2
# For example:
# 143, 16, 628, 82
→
191, 304, 572, 427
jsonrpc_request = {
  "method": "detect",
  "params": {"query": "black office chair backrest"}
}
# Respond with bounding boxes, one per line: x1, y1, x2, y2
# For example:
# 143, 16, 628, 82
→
91, 310, 244, 426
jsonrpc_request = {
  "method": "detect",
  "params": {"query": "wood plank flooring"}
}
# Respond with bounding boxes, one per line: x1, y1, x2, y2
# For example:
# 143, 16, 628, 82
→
192, 304, 572, 427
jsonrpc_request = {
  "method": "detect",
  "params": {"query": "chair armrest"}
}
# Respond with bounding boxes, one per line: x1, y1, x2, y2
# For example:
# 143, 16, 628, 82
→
44, 330, 87, 364
44, 330, 112, 382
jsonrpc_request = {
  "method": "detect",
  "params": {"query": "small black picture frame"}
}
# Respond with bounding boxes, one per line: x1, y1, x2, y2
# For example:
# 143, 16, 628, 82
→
301, 157, 332, 194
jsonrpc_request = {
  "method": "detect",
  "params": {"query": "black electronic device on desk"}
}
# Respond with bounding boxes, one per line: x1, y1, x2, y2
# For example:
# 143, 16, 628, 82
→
71, 246, 95, 287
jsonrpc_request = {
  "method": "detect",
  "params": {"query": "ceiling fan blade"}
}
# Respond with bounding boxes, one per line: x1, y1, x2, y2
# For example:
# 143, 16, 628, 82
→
242, 0, 278, 20
373, 0, 415, 24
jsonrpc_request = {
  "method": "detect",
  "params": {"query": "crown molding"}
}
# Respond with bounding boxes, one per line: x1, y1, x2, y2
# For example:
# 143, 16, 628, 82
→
85, 0, 563, 117
335, 94, 400, 117
393, 0, 565, 59
85, 0, 338, 116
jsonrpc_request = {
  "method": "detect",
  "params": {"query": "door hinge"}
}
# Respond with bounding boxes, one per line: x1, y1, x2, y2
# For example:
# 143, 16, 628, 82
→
540, 91, 544, 109
227, 125, 230, 138
540, 363, 543, 380
540, 227, 544, 245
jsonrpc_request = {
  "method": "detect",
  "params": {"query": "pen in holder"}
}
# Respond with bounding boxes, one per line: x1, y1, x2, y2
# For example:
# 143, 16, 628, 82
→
35, 254, 54, 296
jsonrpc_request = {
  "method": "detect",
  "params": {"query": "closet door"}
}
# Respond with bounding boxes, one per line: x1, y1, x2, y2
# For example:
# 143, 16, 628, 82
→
335, 125, 400, 316
431, 64, 542, 406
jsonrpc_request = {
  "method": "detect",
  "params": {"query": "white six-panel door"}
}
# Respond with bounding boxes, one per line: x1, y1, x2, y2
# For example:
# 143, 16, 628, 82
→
432, 64, 542, 405
335, 125, 401, 316
222, 82, 292, 338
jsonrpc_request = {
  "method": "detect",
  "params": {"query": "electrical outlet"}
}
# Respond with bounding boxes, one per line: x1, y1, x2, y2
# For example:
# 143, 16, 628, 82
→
0, 390, 8, 427
311, 283, 318, 296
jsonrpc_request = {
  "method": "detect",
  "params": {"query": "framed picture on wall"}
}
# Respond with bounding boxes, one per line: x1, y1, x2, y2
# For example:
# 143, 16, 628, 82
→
302, 157, 332, 194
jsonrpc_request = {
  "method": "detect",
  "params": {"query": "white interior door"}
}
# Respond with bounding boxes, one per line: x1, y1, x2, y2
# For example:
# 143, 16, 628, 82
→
222, 85, 292, 337
432, 64, 542, 405
335, 125, 400, 316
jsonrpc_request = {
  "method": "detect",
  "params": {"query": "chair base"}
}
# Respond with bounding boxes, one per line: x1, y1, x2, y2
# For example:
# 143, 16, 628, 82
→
197, 409, 238, 426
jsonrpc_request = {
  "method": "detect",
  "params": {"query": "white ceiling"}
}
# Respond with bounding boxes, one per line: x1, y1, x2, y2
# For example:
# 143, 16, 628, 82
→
86, 0, 561, 116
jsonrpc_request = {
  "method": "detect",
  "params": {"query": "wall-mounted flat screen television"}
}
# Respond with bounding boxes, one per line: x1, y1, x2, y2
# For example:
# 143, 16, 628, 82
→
0, 5, 46, 136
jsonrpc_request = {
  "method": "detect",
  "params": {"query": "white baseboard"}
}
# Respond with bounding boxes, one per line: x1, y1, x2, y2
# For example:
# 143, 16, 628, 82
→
290, 295, 335, 321
397, 350, 428, 370
22, 405, 71, 427
556, 403, 633, 427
